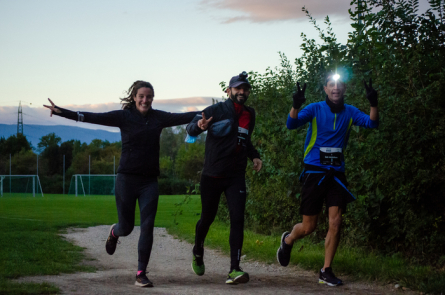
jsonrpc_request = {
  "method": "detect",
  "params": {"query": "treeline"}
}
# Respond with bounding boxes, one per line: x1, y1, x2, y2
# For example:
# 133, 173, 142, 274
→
217, 0, 445, 264
0, 127, 205, 194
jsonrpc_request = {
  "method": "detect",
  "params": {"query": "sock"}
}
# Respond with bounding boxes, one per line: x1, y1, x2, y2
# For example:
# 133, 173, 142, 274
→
137, 270, 144, 276
112, 229, 118, 238
284, 234, 292, 245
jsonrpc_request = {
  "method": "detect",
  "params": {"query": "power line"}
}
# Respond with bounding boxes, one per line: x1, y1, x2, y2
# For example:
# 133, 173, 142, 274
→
0, 100, 32, 106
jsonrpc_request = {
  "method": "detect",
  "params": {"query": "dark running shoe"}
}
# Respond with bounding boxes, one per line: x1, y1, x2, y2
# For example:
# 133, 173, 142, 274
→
319, 267, 343, 286
105, 224, 119, 255
135, 272, 153, 287
191, 246, 205, 276
226, 268, 249, 284
277, 231, 293, 266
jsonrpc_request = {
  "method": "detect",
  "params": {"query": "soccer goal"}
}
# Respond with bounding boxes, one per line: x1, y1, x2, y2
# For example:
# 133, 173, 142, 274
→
68, 174, 117, 196
0, 175, 44, 197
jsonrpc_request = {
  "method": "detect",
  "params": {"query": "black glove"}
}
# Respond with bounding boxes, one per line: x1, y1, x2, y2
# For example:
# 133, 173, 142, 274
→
292, 82, 307, 109
364, 78, 378, 107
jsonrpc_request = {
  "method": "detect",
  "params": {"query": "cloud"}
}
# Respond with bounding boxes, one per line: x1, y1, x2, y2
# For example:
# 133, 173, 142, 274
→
201, 0, 433, 23
200, 0, 352, 23
0, 97, 215, 132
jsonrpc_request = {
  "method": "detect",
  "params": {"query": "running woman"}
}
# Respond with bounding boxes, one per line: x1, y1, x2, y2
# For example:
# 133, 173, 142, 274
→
277, 73, 379, 286
186, 71, 262, 284
44, 80, 199, 287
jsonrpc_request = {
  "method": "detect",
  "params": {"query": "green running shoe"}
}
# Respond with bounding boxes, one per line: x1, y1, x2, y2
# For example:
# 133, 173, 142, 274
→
191, 249, 205, 276
226, 268, 249, 284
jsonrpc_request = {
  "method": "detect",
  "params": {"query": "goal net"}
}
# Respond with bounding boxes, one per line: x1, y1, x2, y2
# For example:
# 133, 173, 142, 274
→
68, 174, 116, 196
0, 175, 44, 197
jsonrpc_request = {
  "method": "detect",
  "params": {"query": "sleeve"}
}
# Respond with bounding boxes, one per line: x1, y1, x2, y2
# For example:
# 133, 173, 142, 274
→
350, 106, 379, 129
158, 110, 201, 128
286, 104, 314, 130
186, 106, 214, 137
54, 107, 124, 128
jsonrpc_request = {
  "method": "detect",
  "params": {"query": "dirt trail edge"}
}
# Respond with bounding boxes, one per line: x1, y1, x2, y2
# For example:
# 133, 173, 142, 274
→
18, 226, 413, 294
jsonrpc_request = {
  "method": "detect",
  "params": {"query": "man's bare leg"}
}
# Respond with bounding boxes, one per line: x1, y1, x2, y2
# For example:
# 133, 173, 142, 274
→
323, 206, 342, 269
285, 215, 318, 245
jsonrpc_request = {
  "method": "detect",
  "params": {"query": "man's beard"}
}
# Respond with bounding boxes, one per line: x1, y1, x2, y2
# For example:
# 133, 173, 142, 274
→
230, 92, 248, 105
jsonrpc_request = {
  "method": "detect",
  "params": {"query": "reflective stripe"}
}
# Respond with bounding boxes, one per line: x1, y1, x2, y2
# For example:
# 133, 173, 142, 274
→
77, 112, 84, 122
238, 127, 248, 134
333, 176, 356, 200
318, 175, 326, 185
343, 118, 353, 149
304, 117, 317, 159
334, 114, 337, 130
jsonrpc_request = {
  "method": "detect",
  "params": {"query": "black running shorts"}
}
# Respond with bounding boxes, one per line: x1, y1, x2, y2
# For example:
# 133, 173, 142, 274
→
299, 172, 351, 216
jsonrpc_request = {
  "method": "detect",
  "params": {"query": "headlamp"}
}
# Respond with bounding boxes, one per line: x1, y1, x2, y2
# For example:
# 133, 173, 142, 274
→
333, 74, 340, 81
239, 71, 248, 80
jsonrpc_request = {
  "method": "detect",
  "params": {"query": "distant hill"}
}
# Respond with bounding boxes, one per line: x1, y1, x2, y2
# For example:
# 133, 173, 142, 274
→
0, 124, 121, 147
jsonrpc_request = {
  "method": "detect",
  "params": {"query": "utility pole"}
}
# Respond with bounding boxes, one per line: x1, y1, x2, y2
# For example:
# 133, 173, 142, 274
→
63, 155, 65, 194
17, 101, 23, 135
10, 154, 11, 194
113, 156, 116, 192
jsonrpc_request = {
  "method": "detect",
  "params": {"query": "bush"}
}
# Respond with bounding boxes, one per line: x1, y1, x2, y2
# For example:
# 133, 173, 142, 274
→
158, 177, 194, 195
218, 0, 445, 264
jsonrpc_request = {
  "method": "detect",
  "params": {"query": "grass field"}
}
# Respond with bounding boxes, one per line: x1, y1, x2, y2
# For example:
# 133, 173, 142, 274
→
0, 194, 201, 294
0, 194, 444, 294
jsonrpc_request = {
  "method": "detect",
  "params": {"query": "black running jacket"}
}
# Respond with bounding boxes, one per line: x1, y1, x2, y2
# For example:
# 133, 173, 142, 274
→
54, 106, 198, 176
186, 99, 260, 177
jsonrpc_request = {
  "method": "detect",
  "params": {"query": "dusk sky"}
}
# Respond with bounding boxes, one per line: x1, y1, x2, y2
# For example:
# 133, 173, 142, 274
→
0, 0, 432, 132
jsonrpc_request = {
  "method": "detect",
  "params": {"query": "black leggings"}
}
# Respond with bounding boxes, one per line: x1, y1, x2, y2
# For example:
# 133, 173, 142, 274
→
113, 173, 159, 272
194, 175, 247, 270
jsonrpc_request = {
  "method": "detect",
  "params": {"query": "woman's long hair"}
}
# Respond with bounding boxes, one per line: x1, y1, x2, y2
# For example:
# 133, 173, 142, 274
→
120, 80, 155, 110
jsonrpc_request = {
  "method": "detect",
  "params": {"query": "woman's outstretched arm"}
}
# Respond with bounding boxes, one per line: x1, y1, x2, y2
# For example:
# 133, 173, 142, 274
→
158, 110, 201, 128
44, 98, 124, 128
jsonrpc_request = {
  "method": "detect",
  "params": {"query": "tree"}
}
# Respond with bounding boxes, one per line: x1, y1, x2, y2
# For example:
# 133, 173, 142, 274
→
221, 0, 445, 263
38, 133, 62, 175
0, 134, 32, 156
11, 149, 37, 175
0, 134, 33, 174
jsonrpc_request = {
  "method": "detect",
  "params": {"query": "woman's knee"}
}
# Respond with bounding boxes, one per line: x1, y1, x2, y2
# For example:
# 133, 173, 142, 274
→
118, 224, 134, 236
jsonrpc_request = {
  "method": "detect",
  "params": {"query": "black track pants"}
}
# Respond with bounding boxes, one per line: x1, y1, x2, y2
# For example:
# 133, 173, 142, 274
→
194, 174, 247, 270
113, 173, 159, 272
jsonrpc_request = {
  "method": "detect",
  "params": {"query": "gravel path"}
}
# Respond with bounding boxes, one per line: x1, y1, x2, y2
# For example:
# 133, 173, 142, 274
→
18, 226, 414, 294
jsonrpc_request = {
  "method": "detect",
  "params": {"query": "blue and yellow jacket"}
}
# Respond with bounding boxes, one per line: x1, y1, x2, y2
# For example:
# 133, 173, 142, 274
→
287, 101, 378, 172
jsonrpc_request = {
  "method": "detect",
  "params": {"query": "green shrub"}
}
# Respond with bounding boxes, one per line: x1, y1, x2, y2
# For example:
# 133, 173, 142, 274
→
158, 177, 193, 195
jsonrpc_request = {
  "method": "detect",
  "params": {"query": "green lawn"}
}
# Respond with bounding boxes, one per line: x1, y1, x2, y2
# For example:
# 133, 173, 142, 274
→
0, 194, 444, 294
0, 194, 200, 294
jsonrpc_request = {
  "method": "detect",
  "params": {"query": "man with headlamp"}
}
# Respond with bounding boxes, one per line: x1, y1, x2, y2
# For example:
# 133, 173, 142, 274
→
277, 73, 379, 286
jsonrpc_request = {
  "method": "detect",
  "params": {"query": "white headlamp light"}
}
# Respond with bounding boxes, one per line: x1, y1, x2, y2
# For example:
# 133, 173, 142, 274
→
333, 74, 340, 81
